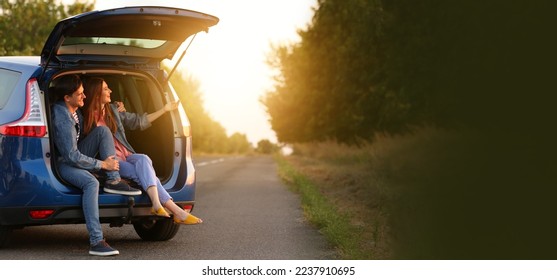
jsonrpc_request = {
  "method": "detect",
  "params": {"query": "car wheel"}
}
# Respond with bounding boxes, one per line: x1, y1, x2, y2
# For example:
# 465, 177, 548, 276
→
133, 219, 180, 241
0, 226, 13, 248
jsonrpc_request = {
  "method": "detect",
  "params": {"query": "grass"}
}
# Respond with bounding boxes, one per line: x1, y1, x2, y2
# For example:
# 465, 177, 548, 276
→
276, 126, 557, 259
276, 156, 370, 259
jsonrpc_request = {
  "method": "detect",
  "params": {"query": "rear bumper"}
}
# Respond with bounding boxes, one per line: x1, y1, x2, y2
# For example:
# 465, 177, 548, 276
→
0, 200, 195, 227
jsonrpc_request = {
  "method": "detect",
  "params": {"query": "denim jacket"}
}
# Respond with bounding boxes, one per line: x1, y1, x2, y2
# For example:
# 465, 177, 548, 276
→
51, 101, 102, 171
109, 103, 151, 153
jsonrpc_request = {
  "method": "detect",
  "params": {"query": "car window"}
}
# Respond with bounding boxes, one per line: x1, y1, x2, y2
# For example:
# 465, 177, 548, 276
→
0, 68, 21, 109
63, 37, 167, 49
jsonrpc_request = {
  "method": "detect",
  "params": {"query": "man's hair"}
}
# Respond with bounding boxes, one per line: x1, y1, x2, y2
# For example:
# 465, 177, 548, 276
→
53, 75, 82, 101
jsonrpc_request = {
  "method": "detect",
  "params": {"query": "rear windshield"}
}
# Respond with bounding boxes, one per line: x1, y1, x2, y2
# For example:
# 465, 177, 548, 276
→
0, 68, 21, 109
63, 37, 167, 49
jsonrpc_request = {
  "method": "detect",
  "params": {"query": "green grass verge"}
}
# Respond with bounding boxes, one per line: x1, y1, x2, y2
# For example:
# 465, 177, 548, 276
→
275, 155, 371, 259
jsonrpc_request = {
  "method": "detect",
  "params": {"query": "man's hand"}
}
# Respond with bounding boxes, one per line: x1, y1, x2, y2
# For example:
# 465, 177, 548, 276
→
101, 156, 119, 171
115, 101, 126, 112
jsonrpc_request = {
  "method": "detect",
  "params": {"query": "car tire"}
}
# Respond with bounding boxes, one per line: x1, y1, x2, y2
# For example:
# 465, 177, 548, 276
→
0, 226, 13, 248
133, 219, 180, 241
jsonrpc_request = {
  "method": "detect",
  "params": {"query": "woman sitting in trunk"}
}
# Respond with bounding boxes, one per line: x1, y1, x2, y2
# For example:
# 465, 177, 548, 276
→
81, 77, 202, 225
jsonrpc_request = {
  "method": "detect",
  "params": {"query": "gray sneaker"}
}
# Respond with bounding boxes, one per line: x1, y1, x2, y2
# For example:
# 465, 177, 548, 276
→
89, 240, 119, 256
104, 179, 141, 196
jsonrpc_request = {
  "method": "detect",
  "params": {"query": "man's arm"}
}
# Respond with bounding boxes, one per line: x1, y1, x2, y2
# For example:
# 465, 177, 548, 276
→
51, 105, 102, 171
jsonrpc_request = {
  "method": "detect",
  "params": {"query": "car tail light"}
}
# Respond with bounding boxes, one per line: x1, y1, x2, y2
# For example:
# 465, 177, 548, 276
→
182, 205, 193, 213
0, 78, 47, 137
29, 209, 55, 219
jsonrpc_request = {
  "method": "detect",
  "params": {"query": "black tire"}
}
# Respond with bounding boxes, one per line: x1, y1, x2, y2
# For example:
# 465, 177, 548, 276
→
133, 219, 180, 241
0, 226, 13, 248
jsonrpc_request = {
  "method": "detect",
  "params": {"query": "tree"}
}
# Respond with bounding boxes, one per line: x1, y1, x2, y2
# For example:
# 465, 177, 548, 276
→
227, 133, 252, 154
0, 0, 94, 55
263, 0, 388, 144
256, 139, 279, 154
263, 0, 551, 144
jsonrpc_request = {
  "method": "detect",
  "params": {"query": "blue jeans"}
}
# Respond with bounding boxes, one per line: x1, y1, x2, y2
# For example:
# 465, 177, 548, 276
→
58, 126, 120, 245
118, 154, 172, 204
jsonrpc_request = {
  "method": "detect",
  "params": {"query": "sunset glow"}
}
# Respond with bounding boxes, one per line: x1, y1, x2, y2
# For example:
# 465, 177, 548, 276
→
94, 0, 316, 144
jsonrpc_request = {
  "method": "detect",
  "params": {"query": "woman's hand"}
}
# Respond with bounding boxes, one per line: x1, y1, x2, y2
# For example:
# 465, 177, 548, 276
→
164, 101, 180, 112
147, 101, 180, 123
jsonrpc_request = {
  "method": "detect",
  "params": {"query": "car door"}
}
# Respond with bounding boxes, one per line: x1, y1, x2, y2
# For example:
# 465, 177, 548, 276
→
40, 6, 219, 68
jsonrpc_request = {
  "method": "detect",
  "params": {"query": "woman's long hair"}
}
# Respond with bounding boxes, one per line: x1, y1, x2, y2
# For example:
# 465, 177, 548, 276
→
82, 77, 118, 135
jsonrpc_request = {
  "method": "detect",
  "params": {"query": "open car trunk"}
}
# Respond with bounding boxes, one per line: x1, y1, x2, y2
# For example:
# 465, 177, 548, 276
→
48, 71, 175, 192
39, 6, 217, 194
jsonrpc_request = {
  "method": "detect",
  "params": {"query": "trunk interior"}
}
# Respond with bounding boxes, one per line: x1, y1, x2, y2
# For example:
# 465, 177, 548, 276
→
47, 71, 174, 191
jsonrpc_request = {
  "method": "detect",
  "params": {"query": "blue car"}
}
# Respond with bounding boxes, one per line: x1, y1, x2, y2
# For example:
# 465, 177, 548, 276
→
0, 6, 218, 247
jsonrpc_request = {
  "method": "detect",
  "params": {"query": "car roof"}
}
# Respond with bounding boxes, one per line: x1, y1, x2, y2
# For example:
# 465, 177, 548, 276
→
0, 56, 42, 79
0, 56, 40, 67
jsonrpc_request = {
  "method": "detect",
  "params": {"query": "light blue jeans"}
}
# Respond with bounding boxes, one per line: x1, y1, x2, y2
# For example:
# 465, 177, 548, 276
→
58, 126, 120, 246
118, 154, 172, 204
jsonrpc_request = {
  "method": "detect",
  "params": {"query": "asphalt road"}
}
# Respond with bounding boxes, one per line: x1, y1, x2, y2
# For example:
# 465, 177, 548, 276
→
0, 155, 337, 260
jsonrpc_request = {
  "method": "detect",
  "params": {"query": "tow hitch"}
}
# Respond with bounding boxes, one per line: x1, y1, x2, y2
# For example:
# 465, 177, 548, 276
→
125, 196, 135, 224
109, 196, 135, 227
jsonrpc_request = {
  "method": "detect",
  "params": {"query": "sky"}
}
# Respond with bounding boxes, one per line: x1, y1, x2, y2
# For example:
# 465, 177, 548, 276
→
93, 0, 317, 144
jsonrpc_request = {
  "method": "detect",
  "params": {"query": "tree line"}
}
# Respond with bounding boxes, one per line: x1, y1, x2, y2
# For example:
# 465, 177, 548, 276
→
263, 0, 553, 144
0, 0, 93, 55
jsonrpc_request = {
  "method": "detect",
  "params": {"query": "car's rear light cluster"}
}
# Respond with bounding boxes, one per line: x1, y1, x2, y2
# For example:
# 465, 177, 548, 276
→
182, 204, 193, 213
0, 78, 47, 137
29, 209, 55, 219
0, 125, 46, 137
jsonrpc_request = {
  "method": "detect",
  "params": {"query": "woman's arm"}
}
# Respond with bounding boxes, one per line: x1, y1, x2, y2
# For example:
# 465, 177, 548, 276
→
113, 101, 178, 131
146, 101, 179, 123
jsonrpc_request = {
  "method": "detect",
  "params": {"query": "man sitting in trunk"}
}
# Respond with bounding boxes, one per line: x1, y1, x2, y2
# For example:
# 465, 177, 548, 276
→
51, 74, 140, 256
